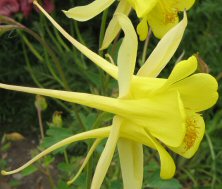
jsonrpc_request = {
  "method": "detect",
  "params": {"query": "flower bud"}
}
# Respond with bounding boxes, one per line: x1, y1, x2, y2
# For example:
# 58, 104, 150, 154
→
52, 111, 63, 127
35, 95, 47, 111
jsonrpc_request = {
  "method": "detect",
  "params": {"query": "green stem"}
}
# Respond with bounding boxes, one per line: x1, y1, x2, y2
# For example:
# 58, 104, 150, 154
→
37, 164, 56, 189
99, 9, 109, 57
37, 108, 45, 140
86, 141, 94, 189
72, 106, 86, 131
21, 35, 44, 62
205, 132, 216, 189
64, 150, 69, 164
141, 28, 152, 65
92, 112, 112, 130
45, 22, 64, 53
73, 22, 87, 68
182, 168, 198, 187
98, 9, 109, 95
45, 167, 56, 189
22, 41, 72, 112
19, 24, 70, 90
74, 21, 86, 46
54, 27, 70, 52
22, 41, 43, 87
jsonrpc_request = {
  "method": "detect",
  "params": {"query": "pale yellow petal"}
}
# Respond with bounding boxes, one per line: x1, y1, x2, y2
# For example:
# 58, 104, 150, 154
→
0, 82, 186, 148
120, 91, 186, 147
1, 128, 110, 175
137, 12, 187, 77
171, 73, 218, 112
131, 76, 166, 99
91, 116, 121, 189
164, 56, 197, 88
118, 139, 143, 189
136, 17, 149, 41
169, 112, 205, 158
115, 13, 138, 97
101, 0, 131, 50
63, 0, 115, 21
33, 0, 118, 79
128, 0, 158, 18
0, 83, 134, 118
145, 132, 176, 179
167, 0, 195, 11
147, 2, 179, 38
67, 139, 102, 185
120, 122, 155, 149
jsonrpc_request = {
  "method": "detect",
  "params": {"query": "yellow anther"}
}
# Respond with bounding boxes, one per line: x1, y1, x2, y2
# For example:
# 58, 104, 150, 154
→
184, 116, 199, 151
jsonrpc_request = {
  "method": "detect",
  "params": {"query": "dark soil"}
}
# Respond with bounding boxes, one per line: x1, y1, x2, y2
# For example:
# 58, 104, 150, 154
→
0, 138, 56, 189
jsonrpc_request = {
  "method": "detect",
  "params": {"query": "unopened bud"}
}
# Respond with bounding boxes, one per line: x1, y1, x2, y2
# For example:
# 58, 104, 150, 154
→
52, 111, 63, 127
35, 95, 47, 111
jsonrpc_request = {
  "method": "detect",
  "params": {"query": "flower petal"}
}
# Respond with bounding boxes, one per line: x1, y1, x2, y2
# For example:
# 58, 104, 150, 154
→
67, 139, 102, 185
115, 13, 138, 97
127, 0, 158, 18
145, 132, 176, 179
120, 91, 186, 147
63, 0, 115, 21
120, 121, 155, 149
137, 12, 187, 77
167, 0, 195, 11
147, 1, 182, 39
1, 128, 110, 175
164, 56, 197, 88
131, 77, 166, 99
171, 73, 218, 112
136, 17, 149, 41
118, 139, 143, 189
33, 0, 118, 79
101, 0, 131, 50
0, 83, 119, 115
169, 112, 205, 158
91, 116, 121, 189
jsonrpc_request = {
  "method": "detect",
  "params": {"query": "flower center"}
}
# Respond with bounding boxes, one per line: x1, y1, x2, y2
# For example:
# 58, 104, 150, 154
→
184, 116, 199, 151
159, 1, 178, 24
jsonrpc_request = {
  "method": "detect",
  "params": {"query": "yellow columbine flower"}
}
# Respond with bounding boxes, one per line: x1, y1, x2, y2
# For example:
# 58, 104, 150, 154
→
1, 2, 218, 189
63, 0, 195, 48
136, 0, 195, 40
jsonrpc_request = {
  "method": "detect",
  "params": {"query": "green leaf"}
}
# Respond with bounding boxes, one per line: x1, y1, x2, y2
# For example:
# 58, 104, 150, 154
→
58, 162, 73, 174
56, 180, 73, 189
145, 170, 182, 189
40, 127, 73, 153
109, 180, 123, 189
0, 159, 7, 169
9, 179, 21, 187
0, 142, 11, 152
215, 185, 222, 189
21, 165, 38, 176
43, 155, 55, 167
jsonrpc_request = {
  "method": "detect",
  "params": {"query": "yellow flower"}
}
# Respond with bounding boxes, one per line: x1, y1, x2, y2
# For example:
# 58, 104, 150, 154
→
136, 0, 195, 40
1, 2, 218, 189
63, 0, 195, 47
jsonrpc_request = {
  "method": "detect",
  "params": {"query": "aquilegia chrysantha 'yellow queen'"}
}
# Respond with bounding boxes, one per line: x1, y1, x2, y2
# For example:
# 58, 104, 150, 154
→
0, 1, 218, 189
63, 0, 195, 46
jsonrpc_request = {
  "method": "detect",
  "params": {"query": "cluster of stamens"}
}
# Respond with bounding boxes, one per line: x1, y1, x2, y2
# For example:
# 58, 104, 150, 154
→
183, 116, 199, 151
164, 8, 178, 24
158, 1, 178, 24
